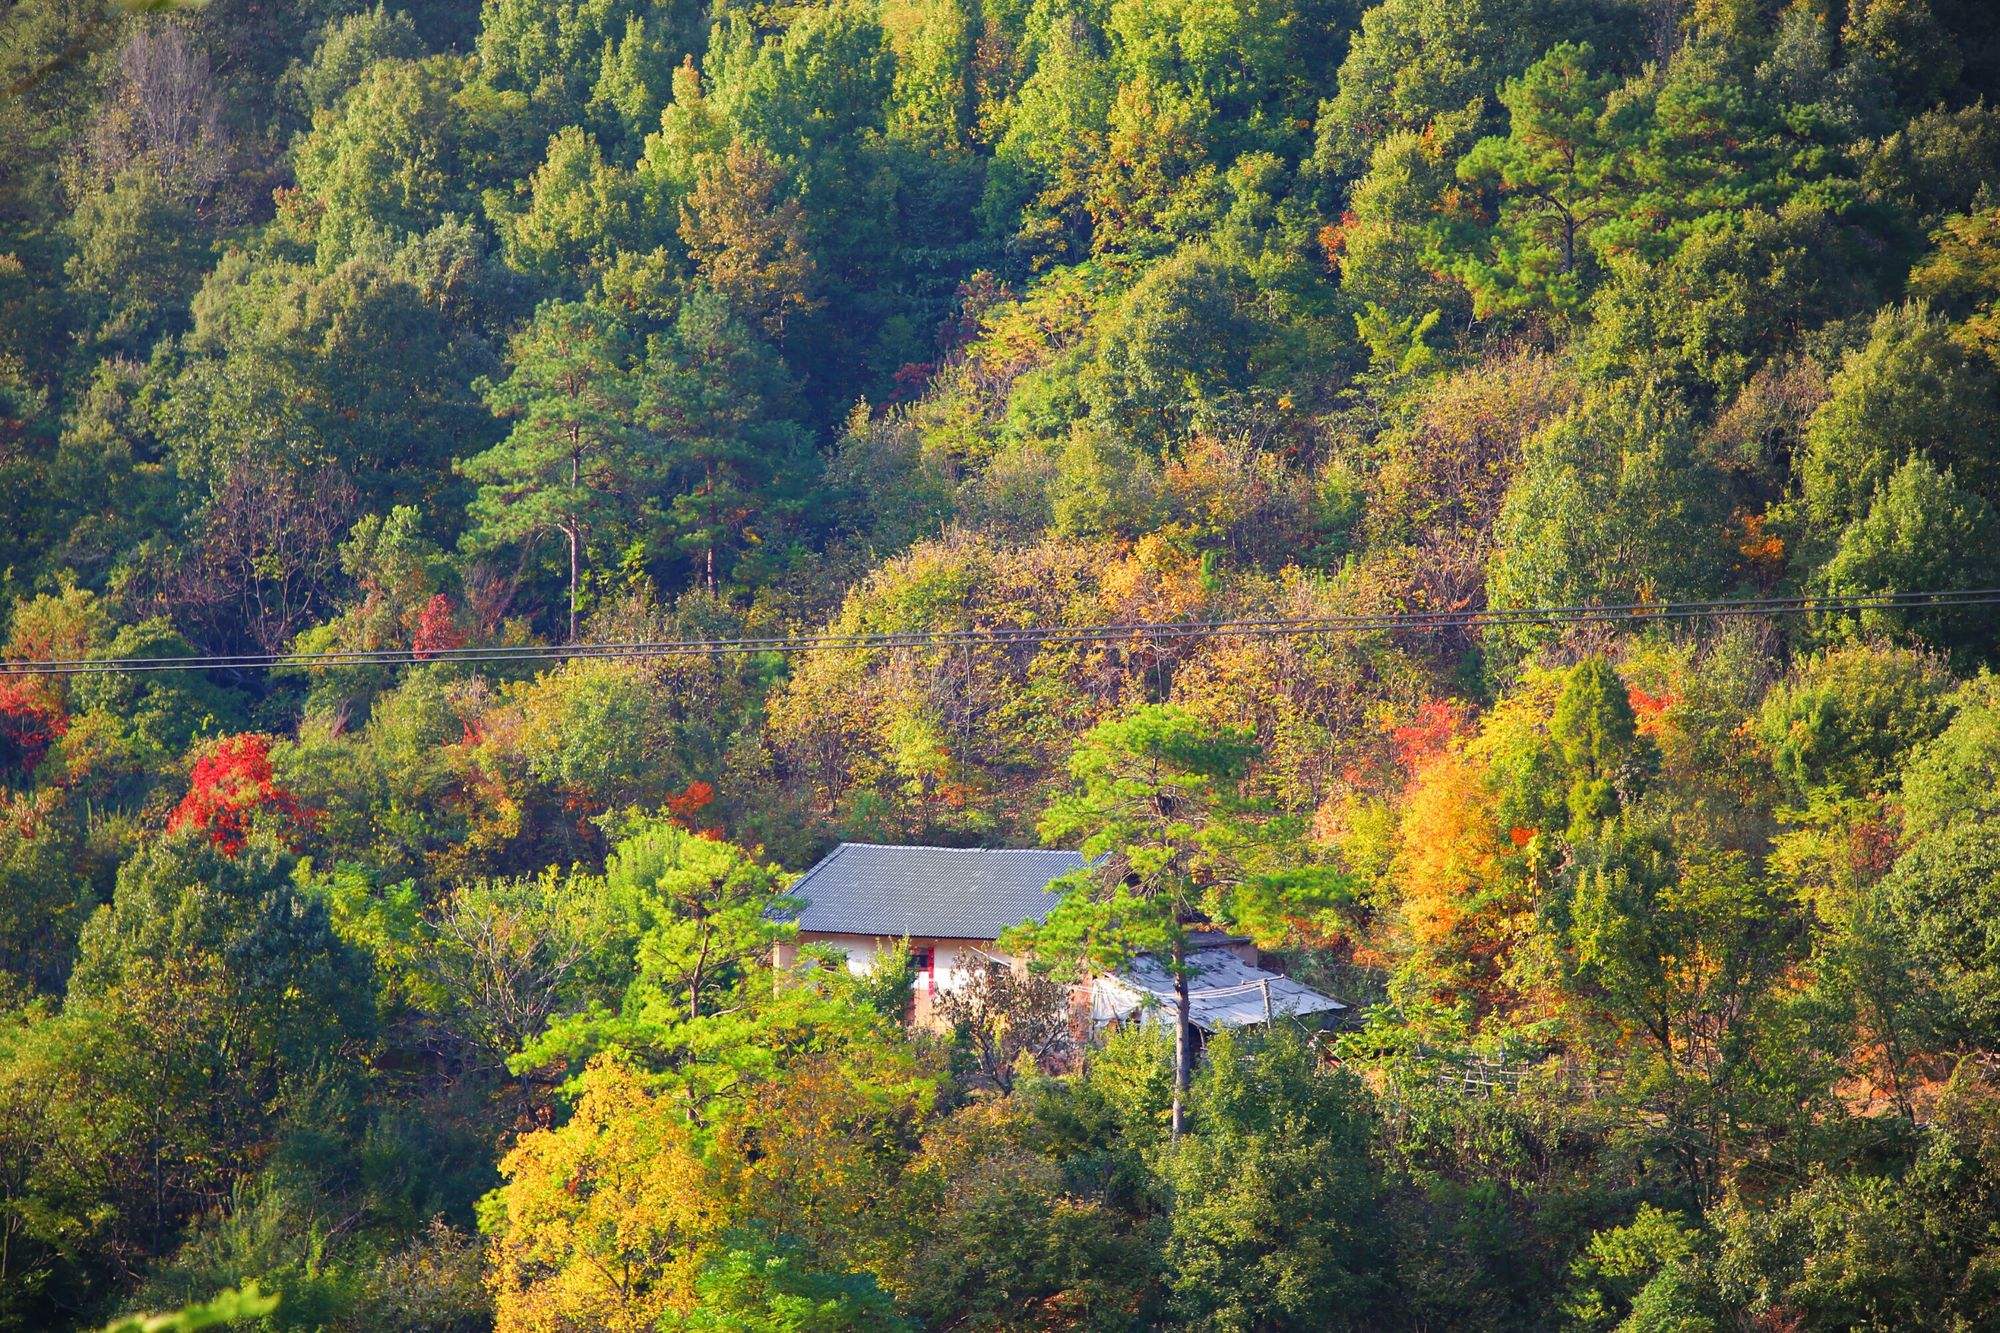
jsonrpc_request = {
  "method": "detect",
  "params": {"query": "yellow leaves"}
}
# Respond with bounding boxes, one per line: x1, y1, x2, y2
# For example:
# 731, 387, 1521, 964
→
1097, 529, 1210, 617
486, 1060, 720, 1333
1393, 742, 1508, 955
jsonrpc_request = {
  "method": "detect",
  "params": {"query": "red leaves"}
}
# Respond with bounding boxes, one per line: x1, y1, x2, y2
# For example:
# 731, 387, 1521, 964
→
888, 360, 937, 403
1391, 698, 1468, 772
412, 593, 467, 659
167, 733, 310, 854
0, 677, 67, 776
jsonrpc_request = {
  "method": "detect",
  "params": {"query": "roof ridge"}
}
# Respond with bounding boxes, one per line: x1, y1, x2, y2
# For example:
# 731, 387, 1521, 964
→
832, 841, 1080, 854
791, 841, 853, 889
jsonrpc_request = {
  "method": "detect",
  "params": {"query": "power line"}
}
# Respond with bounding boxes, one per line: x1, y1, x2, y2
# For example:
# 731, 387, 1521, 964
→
2, 588, 1995, 677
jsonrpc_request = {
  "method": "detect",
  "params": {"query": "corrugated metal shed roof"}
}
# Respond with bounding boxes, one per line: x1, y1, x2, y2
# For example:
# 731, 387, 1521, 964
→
1094, 948, 1346, 1032
789, 843, 1087, 940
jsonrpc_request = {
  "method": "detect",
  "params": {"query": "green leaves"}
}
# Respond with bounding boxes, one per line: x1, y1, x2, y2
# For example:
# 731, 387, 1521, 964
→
636, 290, 813, 595
1452, 42, 1624, 322
461, 298, 637, 635
1550, 657, 1647, 829
95, 1282, 278, 1333
1163, 1027, 1388, 1327
1014, 703, 1344, 980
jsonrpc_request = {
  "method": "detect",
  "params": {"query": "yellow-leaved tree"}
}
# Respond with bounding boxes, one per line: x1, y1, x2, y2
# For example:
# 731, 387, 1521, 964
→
482, 1058, 720, 1332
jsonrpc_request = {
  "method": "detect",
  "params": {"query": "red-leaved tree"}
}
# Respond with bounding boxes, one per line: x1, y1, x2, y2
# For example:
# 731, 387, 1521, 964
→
0, 678, 67, 778
411, 592, 468, 659
167, 733, 310, 853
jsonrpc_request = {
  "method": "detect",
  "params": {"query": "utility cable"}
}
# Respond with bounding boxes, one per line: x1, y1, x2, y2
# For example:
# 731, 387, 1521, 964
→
2, 588, 1994, 677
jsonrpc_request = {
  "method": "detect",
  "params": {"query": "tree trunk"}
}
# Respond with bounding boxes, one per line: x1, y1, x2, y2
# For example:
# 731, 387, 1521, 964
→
703, 461, 718, 597
568, 450, 582, 642
1171, 934, 1191, 1143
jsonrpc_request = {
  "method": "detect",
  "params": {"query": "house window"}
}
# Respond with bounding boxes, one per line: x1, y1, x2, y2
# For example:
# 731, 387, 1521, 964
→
912, 947, 935, 997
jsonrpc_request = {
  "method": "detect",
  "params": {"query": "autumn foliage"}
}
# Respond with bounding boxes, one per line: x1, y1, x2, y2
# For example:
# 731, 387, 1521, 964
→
0, 678, 67, 777
167, 733, 310, 853
411, 593, 467, 658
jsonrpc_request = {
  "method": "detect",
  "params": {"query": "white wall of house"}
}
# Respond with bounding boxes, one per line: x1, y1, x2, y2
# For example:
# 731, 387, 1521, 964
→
795, 933, 1016, 985
774, 933, 1021, 1024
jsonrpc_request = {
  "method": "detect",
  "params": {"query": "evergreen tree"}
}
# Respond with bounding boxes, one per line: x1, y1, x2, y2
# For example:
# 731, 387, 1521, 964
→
635, 290, 812, 595
462, 300, 641, 640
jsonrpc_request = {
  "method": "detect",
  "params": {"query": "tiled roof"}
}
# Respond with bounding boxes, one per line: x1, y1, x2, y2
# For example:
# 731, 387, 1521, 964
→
1093, 948, 1346, 1032
789, 843, 1087, 940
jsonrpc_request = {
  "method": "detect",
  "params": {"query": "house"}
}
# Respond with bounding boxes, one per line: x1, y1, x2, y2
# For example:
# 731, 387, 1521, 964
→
772, 842, 1086, 1019
775, 842, 1344, 1032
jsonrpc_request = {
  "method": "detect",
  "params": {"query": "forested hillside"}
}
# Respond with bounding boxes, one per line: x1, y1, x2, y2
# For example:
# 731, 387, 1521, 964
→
5, 0, 2000, 1327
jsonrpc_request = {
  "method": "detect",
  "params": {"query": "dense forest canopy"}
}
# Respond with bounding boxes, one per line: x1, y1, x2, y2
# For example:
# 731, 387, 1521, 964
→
4, 0, 2000, 1327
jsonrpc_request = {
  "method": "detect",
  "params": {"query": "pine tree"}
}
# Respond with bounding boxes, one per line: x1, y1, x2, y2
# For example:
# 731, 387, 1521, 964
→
1452, 41, 1626, 322
462, 300, 640, 640
636, 291, 811, 595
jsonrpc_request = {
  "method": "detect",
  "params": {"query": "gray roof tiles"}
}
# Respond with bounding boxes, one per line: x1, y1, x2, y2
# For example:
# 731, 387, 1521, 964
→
789, 842, 1087, 940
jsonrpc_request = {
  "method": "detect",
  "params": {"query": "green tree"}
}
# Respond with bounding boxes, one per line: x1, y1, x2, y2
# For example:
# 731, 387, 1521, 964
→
284, 5, 423, 117
462, 299, 641, 640
981, 5, 1113, 264
473, 0, 692, 150
163, 245, 496, 516
291, 54, 486, 264
0, 835, 373, 1319
1164, 1025, 1389, 1329
1757, 642, 1949, 807
673, 1232, 907, 1331
514, 816, 904, 1129
635, 290, 812, 595
1793, 302, 2000, 541
1451, 42, 1626, 323
1007, 704, 1345, 1139
1311, 0, 1637, 179
1487, 381, 1733, 651
491, 125, 640, 289
63, 166, 212, 356
1812, 455, 2000, 657
1566, 835, 1803, 1206
1899, 672, 2000, 842
1550, 655, 1650, 829
1079, 247, 1277, 450
1876, 823, 2000, 1046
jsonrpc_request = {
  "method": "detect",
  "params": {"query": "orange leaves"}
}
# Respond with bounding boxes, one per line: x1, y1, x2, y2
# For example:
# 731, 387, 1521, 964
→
1317, 210, 1357, 274
1626, 684, 1678, 737
665, 779, 723, 838
666, 780, 714, 819
1736, 511, 1785, 576
167, 733, 311, 854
